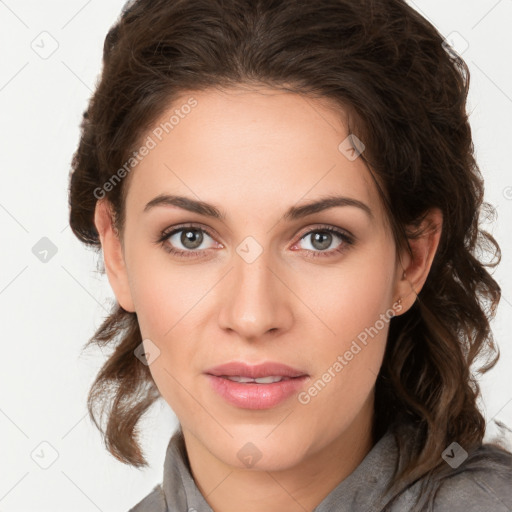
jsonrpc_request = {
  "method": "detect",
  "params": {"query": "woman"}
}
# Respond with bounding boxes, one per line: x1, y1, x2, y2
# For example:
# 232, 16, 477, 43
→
68, 0, 512, 510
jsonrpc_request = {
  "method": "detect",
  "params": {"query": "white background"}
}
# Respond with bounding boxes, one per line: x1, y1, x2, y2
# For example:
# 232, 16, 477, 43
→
0, 1, 511, 510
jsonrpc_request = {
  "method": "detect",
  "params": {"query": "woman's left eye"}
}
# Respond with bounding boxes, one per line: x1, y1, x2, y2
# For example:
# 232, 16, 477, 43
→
294, 227, 354, 258
156, 224, 354, 259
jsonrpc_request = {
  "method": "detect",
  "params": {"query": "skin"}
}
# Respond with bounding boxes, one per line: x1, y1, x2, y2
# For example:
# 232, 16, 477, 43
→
94, 86, 442, 512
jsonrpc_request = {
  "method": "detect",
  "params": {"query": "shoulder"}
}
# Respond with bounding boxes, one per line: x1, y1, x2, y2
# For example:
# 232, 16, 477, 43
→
432, 442, 512, 511
127, 484, 167, 512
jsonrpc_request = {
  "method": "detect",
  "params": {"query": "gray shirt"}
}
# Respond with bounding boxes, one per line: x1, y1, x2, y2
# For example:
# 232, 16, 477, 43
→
128, 425, 512, 511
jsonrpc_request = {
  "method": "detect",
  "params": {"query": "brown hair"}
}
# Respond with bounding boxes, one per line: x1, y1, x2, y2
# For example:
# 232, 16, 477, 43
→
68, 0, 508, 504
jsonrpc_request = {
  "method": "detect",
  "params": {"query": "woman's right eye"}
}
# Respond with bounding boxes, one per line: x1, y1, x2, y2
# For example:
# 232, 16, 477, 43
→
157, 225, 219, 258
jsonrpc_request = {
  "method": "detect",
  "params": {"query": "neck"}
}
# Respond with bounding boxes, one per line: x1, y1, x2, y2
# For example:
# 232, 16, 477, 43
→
182, 395, 375, 512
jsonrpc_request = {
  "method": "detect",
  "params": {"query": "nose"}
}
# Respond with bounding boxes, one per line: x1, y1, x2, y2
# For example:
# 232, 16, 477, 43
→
217, 247, 294, 341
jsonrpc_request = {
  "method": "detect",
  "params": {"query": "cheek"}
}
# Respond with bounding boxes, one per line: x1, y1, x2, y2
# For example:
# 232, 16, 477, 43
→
296, 245, 396, 348
126, 248, 211, 400
135, 283, 200, 417
127, 245, 209, 339
294, 245, 395, 407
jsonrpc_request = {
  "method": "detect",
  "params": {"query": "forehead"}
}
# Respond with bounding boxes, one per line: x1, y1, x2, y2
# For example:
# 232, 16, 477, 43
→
125, 86, 385, 225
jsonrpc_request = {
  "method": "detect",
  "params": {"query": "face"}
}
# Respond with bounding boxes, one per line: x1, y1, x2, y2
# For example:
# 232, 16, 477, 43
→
115, 86, 404, 471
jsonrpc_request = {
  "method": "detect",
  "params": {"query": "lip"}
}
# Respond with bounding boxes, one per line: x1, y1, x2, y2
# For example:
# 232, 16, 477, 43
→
205, 361, 307, 379
205, 361, 309, 410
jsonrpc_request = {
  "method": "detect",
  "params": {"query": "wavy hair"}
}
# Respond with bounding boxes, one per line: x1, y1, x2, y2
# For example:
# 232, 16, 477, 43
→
68, 0, 507, 504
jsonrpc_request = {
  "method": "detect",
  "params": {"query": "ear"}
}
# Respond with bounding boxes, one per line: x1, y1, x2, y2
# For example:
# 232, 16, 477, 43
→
393, 208, 443, 315
94, 199, 136, 313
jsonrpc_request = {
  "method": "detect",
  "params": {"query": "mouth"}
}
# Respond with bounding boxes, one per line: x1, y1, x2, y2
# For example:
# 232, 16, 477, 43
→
204, 361, 309, 409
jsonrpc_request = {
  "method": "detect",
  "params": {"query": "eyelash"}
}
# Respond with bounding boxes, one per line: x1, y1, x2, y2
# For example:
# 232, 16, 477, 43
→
155, 223, 355, 260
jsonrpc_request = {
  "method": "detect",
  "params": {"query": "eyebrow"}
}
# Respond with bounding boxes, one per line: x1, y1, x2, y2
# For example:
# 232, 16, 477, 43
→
143, 193, 373, 221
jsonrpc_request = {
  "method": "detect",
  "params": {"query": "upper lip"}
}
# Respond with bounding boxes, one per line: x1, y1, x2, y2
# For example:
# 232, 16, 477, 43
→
205, 361, 308, 379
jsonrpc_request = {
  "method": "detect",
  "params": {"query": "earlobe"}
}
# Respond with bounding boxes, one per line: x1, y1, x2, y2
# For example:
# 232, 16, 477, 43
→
393, 208, 443, 314
94, 199, 136, 313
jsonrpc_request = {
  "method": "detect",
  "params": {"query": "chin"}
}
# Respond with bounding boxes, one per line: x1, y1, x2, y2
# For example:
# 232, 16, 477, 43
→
210, 428, 311, 471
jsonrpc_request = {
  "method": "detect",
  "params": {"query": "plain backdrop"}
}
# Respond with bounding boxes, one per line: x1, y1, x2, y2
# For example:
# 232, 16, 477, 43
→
1, 1, 511, 510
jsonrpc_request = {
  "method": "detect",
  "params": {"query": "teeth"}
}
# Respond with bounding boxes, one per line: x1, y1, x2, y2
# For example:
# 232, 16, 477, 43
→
225, 376, 255, 383
224, 375, 288, 384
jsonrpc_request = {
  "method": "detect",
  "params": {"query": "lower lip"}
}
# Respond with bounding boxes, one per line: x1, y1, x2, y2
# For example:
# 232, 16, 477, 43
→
206, 375, 309, 410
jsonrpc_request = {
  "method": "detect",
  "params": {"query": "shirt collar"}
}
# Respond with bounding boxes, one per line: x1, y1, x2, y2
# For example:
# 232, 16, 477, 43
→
161, 426, 214, 512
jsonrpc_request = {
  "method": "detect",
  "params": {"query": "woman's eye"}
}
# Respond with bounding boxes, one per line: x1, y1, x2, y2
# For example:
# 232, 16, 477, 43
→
158, 226, 218, 258
295, 227, 354, 257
